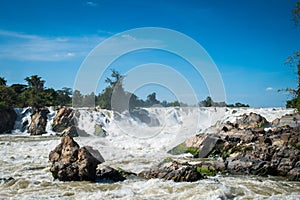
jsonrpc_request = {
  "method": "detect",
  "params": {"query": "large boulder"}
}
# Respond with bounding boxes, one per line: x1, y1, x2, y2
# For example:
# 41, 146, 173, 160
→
28, 108, 49, 135
52, 107, 89, 137
0, 108, 17, 133
168, 134, 222, 158
235, 112, 269, 129
139, 161, 203, 182
49, 136, 103, 181
272, 113, 300, 128
96, 166, 126, 183
52, 107, 75, 133
130, 108, 160, 127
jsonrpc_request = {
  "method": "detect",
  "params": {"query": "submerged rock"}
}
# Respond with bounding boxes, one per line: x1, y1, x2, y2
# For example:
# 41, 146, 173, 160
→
96, 165, 127, 183
49, 136, 103, 181
28, 108, 49, 135
0, 108, 17, 133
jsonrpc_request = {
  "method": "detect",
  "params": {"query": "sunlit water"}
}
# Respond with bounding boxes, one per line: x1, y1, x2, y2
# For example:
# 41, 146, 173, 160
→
1, 107, 300, 199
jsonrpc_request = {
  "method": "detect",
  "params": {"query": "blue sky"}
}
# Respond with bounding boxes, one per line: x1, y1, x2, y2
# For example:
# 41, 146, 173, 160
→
0, 0, 300, 107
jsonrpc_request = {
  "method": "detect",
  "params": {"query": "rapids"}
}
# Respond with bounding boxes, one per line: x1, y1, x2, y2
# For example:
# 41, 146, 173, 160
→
1, 107, 300, 199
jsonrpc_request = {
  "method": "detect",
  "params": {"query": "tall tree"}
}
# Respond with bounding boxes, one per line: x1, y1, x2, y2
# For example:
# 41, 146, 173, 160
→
24, 75, 46, 109
25, 75, 45, 93
285, 2, 300, 110
0, 77, 7, 86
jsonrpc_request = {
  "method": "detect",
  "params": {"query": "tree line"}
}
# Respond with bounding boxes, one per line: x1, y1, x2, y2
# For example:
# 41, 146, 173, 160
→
0, 70, 249, 111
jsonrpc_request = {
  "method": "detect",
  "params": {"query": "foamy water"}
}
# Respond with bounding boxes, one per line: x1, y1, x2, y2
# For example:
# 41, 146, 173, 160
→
1, 107, 299, 199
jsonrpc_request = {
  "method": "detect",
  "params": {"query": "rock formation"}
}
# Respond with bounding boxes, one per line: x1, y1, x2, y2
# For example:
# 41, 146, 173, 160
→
165, 113, 300, 181
28, 108, 49, 135
0, 108, 17, 133
139, 161, 203, 182
52, 107, 88, 137
49, 136, 103, 181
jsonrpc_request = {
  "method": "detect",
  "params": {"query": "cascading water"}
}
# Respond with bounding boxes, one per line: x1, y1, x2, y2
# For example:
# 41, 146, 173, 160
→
1, 107, 299, 199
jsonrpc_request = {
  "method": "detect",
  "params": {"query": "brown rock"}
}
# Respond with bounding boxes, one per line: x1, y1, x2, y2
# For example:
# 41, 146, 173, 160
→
49, 136, 103, 182
28, 108, 49, 135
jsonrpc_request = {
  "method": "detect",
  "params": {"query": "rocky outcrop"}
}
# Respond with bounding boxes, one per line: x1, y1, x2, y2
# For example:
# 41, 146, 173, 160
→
272, 113, 300, 128
28, 108, 49, 135
49, 136, 103, 181
168, 134, 222, 158
130, 108, 160, 127
52, 107, 89, 137
139, 161, 203, 182
166, 113, 300, 181
0, 108, 17, 133
52, 107, 75, 133
235, 112, 269, 129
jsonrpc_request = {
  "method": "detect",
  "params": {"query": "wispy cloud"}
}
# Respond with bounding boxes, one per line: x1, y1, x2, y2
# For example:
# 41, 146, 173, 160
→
0, 29, 166, 62
86, 1, 98, 7
265, 87, 274, 91
0, 30, 104, 61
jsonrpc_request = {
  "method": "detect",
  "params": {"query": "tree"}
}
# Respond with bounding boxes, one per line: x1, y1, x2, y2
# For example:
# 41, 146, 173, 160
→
56, 87, 72, 106
200, 96, 213, 107
72, 90, 83, 108
285, 2, 300, 110
25, 75, 45, 93
146, 92, 160, 106
23, 75, 46, 109
105, 69, 124, 87
292, 2, 300, 26
0, 77, 7, 86
0, 86, 17, 109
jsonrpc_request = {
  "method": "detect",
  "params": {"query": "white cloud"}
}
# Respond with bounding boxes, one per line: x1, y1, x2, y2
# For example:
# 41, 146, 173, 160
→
266, 87, 274, 91
86, 1, 98, 7
121, 34, 136, 40
0, 29, 104, 61
0, 29, 166, 62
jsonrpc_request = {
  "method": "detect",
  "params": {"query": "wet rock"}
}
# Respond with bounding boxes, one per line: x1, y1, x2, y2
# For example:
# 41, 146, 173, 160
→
94, 124, 107, 137
0, 108, 17, 133
130, 108, 160, 127
236, 112, 269, 129
49, 136, 103, 182
52, 107, 75, 132
52, 107, 88, 137
168, 113, 300, 181
28, 108, 49, 135
272, 113, 300, 128
96, 166, 126, 182
0, 177, 14, 184
168, 134, 222, 158
139, 161, 203, 182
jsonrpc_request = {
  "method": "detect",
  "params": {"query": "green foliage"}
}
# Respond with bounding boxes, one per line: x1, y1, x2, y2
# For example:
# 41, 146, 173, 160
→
292, 2, 300, 26
290, 142, 300, 150
199, 96, 249, 107
0, 75, 72, 109
0, 86, 17, 109
227, 102, 250, 107
167, 143, 200, 157
196, 166, 217, 177
284, 2, 300, 111
0, 77, 7, 86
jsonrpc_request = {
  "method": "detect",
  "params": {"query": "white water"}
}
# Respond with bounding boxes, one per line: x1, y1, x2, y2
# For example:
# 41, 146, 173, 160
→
1, 107, 299, 199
